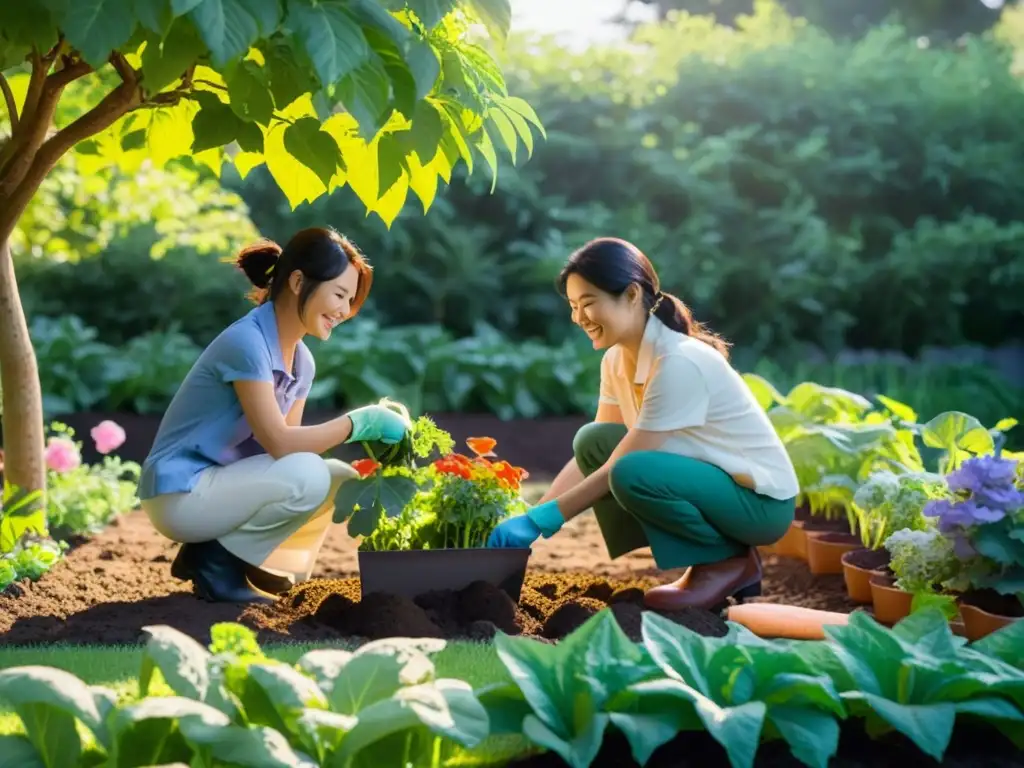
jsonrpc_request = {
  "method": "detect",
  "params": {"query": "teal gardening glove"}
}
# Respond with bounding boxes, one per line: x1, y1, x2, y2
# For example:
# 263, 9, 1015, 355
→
487, 500, 565, 548
345, 404, 410, 445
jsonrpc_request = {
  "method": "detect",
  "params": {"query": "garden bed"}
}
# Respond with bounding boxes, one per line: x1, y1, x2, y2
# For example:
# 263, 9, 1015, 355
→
0, 509, 857, 646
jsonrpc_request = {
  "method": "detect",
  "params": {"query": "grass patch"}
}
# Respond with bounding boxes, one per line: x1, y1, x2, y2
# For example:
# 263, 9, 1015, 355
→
0, 640, 531, 765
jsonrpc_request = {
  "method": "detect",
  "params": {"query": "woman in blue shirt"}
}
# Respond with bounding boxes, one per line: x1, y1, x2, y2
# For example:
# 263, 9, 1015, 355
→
139, 227, 409, 605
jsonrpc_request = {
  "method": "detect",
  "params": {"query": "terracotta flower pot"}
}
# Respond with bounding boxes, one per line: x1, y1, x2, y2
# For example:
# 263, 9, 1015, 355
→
959, 590, 1024, 641
767, 520, 808, 560
841, 548, 890, 604
870, 573, 913, 625
807, 532, 862, 576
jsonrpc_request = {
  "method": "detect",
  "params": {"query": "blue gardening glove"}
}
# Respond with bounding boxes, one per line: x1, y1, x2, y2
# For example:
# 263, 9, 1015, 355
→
345, 404, 410, 444
487, 500, 565, 548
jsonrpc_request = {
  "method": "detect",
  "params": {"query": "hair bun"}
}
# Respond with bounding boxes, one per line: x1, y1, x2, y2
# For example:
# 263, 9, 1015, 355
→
235, 239, 282, 289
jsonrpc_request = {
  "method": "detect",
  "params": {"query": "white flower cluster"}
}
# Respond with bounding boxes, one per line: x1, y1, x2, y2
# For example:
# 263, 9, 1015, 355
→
884, 527, 958, 593
854, 471, 901, 512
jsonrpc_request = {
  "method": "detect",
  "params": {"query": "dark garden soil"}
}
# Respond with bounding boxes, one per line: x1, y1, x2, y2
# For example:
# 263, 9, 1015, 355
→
0, 510, 858, 646
508, 722, 1024, 768
844, 548, 892, 571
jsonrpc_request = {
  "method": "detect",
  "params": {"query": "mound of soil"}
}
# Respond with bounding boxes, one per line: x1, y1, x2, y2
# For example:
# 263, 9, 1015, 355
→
244, 572, 730, 642
0, 511, 856, 646
843, 548, 891, 572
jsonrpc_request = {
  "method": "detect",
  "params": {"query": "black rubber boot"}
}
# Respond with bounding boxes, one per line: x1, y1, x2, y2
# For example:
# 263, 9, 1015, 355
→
188, 540, 277, 605
170, 543, 198, 581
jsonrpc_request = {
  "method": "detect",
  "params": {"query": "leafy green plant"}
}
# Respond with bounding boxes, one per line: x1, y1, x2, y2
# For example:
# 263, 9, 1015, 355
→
0, 622, 489, 767
479, 609, 661, 768
0, 535, 65, 592
823, 609, 1024, 758
852, 470, 950, 549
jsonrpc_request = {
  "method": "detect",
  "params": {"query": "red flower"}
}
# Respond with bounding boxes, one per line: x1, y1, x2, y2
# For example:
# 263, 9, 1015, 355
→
466, 437, 497, 457
352, 458, 381, 478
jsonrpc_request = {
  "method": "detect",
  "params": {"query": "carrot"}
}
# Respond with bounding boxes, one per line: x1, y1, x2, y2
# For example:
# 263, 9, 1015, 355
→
726, 603, 850, 640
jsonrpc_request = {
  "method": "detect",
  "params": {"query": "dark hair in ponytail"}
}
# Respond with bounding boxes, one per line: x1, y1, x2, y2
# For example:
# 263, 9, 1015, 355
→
233, 227, 373, 319
557, 237, 729, 359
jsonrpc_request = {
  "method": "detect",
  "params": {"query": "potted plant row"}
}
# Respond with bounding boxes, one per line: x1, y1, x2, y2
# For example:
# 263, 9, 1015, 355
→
331, 399, 533, 601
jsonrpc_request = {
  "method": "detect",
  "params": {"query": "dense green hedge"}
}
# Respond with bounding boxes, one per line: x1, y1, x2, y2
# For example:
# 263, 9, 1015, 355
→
30, 314, 1024, 444
15, 6, 1024, 355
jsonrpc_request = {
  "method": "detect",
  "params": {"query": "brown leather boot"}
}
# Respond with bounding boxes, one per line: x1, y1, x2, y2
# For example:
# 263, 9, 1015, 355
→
643, 548, 762, 611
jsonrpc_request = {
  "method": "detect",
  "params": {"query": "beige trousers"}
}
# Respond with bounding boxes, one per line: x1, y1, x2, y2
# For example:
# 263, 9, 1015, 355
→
141, 453, 357, 583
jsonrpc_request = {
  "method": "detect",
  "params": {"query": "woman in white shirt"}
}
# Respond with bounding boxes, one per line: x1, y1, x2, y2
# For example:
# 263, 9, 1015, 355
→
487, 237, 799, 611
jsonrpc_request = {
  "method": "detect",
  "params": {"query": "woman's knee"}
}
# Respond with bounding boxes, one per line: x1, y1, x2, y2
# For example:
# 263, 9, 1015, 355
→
608, 452, 650, 503
271, 453, 333, 512
573, 422, 627, 470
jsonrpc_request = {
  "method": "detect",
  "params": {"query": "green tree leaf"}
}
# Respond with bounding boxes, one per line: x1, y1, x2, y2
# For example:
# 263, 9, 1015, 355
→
283, 116, 343, 188
287, 0, 369, 88
57, 0, 136, 68
404, 0, 458, 30
171, 0, 205, 15
190, 92, 260, 152
189, 0, 267, 67
406, 37, 441, 101
464, 0, 512, 45
133, 0, 173, 33
376, 131, 406, 197
350, 0, 411, 48
261, 42, 317, 110
0, 5, 58, 55
225, 60, 274, 125
337, 57, 392, 140
0, 735, 44, 768
140, 18, 205, 95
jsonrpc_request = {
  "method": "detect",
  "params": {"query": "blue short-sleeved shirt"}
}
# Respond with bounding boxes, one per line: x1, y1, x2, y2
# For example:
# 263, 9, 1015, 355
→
138, 302, 315, 499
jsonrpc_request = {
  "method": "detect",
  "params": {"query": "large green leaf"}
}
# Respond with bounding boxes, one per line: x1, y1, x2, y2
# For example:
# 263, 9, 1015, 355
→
336, 57, 392, 140
845, 693, 955, 761
463, 0, 512, 44
178, 721, 318, 767
225, 60, 274, 125
522, 711, 608, 768
287, 0, 369, 88
283, 116, 344, 188
335, 474, 418, 534
189, 0, 272, 67
403, 0, 459, 29
239, 663, 329, 733
921, 411, 995, 469
971, 615, 1024, 670
823, 613, 908, 699
743, 373, 785, 411
111, 696, 231, 767
139, 625, 212, 700
190, 91, 260, 152
0, 735, 45, 768
0, 5, 58, 57
767, 705, 839, 768
640, 611, 715, 697
0, 667, 118, 764
140, 18, 205, 94
56, 0, 136, 68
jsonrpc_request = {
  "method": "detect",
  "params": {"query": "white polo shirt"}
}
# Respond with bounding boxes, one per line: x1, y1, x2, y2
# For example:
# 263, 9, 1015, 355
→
599, 316, 800, 501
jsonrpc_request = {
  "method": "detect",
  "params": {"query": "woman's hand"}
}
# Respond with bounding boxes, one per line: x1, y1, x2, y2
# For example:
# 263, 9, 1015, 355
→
487, 500, 565, 548
344, 404, 410, 444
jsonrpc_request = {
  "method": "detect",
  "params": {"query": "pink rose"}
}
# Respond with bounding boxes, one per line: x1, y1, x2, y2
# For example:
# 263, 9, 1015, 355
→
90, 420, 126, 455
44, 437, 81, 473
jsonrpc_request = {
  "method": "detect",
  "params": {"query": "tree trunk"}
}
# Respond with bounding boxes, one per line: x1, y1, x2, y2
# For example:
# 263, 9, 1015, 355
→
0, 239, 46, 509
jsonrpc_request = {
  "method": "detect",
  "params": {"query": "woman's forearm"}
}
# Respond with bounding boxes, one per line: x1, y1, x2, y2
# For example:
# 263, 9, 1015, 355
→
269, 414, 354, 457
551, 463, 612, 522
537, 458, 585, 503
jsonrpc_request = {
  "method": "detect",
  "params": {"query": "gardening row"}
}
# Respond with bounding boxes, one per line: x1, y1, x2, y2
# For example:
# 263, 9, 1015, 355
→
2, 605, 1022, 768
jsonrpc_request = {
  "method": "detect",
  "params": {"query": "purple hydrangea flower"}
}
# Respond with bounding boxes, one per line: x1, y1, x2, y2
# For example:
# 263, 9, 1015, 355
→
952, 533, 977, 560
947, 456, 1021, 510
959, 499, 1006, 524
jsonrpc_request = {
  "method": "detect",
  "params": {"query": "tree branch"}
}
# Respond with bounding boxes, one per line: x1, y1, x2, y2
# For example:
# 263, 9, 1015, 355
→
46, 58, 93, 90
0, 73, 17, 132
0, 78, 140, 246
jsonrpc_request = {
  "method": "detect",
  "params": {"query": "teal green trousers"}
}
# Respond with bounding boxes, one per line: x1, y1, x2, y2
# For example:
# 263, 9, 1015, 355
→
574, 423, 796, 570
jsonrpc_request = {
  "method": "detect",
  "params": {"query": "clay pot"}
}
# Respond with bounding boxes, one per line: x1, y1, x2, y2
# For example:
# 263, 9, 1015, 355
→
841, 548, 890, 604
959, 590, 1024, 641
807, 532, 861, 576
767, 520, 808, 560
869, 573, 913, 625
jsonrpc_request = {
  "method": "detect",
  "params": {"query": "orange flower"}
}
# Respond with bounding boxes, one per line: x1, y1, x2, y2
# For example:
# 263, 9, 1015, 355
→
466, 437, 497, 457
352, 458, 381, 478
433, 456, 472, 480
492, 461, 529, 490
